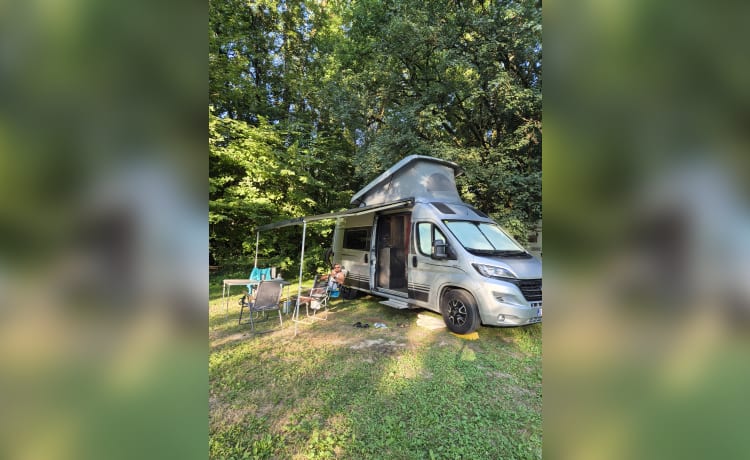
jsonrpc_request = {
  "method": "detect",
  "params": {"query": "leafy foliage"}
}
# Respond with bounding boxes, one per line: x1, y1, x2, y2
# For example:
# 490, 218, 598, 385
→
209, 0, 541, 267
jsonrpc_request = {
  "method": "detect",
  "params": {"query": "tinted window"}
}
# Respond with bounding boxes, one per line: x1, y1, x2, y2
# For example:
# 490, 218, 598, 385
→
343, 228, 371, 251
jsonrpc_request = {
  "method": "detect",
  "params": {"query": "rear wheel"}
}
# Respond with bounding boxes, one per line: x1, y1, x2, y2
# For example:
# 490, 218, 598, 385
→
342, 286, 360, 300
441, 289, 480, 334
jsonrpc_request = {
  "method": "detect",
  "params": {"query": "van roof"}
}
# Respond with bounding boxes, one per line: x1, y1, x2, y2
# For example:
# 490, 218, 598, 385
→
351, 155, 462, 207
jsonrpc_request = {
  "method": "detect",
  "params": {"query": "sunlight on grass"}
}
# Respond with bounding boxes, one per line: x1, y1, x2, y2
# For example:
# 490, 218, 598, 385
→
376, 346, 428, 396
209, 278, 542, 459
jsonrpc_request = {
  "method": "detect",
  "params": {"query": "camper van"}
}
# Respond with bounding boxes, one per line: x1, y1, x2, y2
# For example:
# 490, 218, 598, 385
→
329, 155, 542, 334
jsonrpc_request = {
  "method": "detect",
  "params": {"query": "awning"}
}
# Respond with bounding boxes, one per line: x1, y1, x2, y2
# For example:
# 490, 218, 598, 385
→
255, 197, 414, 232
251, 197, 414, 336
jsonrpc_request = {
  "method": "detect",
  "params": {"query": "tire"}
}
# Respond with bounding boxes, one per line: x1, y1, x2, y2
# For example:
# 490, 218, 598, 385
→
441, 289, 481, 334
342, 286, 360, 300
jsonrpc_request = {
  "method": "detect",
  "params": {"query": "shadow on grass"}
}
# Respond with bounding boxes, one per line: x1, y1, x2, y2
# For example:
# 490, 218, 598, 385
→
209, 293, 542, 459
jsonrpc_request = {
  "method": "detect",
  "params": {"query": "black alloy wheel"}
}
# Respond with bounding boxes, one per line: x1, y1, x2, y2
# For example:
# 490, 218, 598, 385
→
441, 289, 480, 334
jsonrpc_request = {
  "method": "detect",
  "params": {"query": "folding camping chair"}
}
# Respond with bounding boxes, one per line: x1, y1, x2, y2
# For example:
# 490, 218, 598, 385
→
295, 268, 348, 318
296, 274, 332, 320
239, 279, 284, 332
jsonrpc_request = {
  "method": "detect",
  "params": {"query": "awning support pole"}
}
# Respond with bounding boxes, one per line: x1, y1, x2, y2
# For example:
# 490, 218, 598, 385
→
253, 231, 260, 269
294, 220, 307, 336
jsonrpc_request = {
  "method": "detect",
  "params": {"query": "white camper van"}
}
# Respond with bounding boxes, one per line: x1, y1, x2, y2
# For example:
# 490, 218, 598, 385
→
330, 155, 542, 334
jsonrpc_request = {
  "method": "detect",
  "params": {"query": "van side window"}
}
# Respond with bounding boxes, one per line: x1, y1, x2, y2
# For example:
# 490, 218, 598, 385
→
435, 227, 448, 246
343, 227, 371, 251
416, 222, 448, 256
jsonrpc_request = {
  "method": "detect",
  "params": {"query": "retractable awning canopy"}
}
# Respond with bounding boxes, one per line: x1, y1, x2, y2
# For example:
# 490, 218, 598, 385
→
255, 197, 414, 232
252, 196, 414, 336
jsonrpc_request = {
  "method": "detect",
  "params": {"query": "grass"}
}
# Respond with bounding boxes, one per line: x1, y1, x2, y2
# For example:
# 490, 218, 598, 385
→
209, 275, 542, 459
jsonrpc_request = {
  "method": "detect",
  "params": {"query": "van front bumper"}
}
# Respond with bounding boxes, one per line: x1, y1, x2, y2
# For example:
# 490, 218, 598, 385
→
486, 301, 542, 326
476, 282, 542, 326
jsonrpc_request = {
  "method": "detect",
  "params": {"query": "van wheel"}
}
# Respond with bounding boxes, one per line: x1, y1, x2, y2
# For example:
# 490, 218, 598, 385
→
441, 290, 480, 334
342, 286, 360, 300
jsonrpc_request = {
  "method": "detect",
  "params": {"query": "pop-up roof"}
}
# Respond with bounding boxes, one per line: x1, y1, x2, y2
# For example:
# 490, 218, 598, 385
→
351, 155, 463, 207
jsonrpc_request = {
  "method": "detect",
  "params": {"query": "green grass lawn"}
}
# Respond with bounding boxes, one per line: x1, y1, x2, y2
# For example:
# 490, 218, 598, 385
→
209, 277, 542, 459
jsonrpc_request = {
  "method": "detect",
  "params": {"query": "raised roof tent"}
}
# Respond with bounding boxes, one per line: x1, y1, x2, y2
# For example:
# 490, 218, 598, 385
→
351, 155, 463, 207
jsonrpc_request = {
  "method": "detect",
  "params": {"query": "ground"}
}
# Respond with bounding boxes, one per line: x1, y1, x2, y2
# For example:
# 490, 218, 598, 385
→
209, 278, 542, 459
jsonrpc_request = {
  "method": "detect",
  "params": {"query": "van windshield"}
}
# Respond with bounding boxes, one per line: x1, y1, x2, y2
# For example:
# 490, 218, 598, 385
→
443, 221, 527, 256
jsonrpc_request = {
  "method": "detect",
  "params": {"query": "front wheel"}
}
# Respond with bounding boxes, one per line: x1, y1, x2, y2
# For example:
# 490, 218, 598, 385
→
441, 289, 481, 334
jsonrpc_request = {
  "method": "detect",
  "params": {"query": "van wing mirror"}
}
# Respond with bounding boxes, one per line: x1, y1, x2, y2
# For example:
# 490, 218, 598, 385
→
432, 239, 448, 259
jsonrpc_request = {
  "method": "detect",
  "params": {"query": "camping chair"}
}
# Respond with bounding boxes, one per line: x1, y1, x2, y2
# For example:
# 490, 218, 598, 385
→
295, 268, 348, 319
296, 274, 331, 320
239, 279, 284, 332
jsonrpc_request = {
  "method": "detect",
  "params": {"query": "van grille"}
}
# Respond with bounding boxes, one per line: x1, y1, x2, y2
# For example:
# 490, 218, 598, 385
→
517, 279, 542, 301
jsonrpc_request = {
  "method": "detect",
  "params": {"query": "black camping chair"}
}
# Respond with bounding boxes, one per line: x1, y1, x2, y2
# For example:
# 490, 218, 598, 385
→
239, 279, 284, 332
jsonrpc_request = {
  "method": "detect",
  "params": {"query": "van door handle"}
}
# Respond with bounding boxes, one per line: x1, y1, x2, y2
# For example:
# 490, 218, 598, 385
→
364, 254, 368, 263
412, 256, 418, 267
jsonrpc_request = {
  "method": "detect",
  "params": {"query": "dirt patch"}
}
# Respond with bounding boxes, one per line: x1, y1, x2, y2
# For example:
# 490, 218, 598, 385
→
211, 332, 251, 348
510, 386, 536, 398
256, 403, 277, 417
349, 338, 406, 351
209, 398, 256, 429
209, 394, 219, 413
416, 313, 446, 330
349, 339, 407, 357
350, 339, 385, 349
488, 371, 515, 380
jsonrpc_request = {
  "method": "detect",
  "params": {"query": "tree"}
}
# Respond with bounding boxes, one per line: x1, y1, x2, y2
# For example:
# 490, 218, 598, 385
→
209, 0, 542, 268
209, 0, 357, 271
332, 0, 541, 238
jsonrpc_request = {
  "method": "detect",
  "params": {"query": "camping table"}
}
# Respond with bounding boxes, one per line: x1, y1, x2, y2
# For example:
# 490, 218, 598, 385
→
222, 279, 258, 314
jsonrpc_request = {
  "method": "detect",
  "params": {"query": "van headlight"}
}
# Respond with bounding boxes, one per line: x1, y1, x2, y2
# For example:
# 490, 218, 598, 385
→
472, 264, 517, 279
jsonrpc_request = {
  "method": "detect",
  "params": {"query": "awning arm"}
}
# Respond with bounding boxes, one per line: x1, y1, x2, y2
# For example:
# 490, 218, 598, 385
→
255, 198, 414, 233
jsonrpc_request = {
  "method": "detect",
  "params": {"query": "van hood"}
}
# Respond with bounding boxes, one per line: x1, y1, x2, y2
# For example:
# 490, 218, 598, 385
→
471, 254, 542, 279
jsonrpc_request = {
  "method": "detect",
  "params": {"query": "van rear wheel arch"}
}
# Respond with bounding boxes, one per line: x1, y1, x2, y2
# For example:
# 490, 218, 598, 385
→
440, 287, 481, 334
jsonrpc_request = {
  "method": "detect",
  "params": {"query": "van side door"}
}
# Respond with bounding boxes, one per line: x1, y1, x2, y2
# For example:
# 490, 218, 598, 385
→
340, 226, 371, 291
408, 221, 455, 307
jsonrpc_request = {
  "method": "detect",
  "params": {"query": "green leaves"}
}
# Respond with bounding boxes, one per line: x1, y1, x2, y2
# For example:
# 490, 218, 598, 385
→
209, 0, 541, 265
330, 0, 541, 238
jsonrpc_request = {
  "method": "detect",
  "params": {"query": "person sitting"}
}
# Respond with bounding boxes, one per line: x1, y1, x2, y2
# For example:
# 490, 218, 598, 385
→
322, 264, 345, 291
